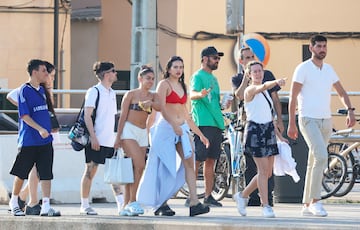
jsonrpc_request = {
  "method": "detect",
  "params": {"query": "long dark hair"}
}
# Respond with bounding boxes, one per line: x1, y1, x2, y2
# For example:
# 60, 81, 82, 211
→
41, 61, 56, 114
164, 56, 187, 95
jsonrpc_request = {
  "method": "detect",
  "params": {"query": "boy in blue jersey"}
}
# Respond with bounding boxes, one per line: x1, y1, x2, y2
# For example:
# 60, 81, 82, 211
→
8, 59, 60, 217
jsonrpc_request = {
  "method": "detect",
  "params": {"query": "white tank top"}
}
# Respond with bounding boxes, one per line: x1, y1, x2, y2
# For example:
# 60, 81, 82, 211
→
244, 91, 273, 124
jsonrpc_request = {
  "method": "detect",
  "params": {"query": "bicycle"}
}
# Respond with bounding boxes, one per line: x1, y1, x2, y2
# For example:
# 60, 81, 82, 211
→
321, 109, 360, 199
179, 135, 231, 201
179, 111, 246, 201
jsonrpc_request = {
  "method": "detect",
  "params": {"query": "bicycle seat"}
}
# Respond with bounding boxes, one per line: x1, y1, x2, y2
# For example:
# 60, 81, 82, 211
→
334, 128, 354, 135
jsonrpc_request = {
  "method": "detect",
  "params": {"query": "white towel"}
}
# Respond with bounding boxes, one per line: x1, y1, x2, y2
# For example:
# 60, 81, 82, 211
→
274, 141, 300, 183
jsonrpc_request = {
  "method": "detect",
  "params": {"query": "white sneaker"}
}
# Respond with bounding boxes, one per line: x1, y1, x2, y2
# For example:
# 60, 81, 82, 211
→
309, 202, 327, 217
262, 205, 275, 218
80, 206, 98, 215
233, 192, 248, 216
301, 206, 313, 216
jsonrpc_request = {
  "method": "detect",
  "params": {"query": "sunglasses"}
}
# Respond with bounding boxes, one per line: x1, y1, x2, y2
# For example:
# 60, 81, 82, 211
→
103, 69, 116, 74
209, 55, 221, 60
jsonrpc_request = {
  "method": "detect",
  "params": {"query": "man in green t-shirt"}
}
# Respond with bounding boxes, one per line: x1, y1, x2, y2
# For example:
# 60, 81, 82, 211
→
190, 46, 229, 207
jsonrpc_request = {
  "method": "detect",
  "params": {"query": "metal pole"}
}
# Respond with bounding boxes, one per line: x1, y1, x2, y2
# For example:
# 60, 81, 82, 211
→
53, 0, 59, 106
130, 0, 158, 89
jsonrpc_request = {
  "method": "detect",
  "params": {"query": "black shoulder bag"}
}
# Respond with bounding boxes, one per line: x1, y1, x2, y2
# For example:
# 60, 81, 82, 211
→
68, 87, 100, 151
261, 91, 277, 120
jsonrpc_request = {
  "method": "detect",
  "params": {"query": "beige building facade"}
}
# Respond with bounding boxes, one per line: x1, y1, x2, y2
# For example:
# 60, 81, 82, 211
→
0, 0, 71, 105
1, 0, 359, 129
72, 0, 358, 129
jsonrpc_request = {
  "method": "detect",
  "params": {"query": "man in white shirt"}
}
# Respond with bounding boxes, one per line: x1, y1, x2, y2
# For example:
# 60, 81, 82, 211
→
287, 34, 356, 217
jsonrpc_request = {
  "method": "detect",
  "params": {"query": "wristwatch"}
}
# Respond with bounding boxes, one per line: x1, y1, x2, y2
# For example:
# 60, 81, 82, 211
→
347, 107, 356, 111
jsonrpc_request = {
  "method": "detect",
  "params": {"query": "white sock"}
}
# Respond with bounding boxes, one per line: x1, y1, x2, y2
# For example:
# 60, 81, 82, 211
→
9, 195, 19, 209
115, 194, 124, 211
81, 198, 90, 209
41, 197, 51, 213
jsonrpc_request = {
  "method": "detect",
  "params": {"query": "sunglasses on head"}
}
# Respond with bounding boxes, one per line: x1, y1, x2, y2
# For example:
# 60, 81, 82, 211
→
103, 69, 116, 73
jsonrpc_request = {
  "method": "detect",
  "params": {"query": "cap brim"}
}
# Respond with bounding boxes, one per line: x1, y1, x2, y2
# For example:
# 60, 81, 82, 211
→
218, 52, 224, 57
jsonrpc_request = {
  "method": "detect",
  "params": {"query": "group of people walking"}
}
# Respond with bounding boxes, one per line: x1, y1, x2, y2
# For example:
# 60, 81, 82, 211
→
7, 34, 356, 219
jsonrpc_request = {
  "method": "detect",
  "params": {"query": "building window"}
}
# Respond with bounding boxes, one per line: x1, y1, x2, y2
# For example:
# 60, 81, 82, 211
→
302, 45, 311, 61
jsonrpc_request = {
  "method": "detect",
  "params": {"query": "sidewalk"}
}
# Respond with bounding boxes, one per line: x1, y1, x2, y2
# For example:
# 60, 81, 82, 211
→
1, 187, 360, 230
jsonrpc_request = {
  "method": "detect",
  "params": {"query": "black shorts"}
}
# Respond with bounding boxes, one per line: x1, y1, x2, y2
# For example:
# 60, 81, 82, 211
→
85, 145, 114, 164
194, 126, 223, 162
10, 143, 54, 180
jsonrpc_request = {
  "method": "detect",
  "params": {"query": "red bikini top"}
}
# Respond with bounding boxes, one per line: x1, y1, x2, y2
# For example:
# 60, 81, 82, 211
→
165, 80, 187, 104
166, 90, 187, 104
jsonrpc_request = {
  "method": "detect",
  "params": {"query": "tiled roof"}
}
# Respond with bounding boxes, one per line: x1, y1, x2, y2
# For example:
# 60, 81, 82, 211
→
71, 6, 102, 22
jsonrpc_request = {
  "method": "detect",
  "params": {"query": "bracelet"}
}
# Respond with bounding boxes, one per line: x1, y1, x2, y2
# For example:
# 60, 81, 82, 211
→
347, 107, 356, 111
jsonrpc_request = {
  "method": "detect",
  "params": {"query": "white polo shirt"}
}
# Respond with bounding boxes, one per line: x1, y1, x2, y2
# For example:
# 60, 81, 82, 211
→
85, 83, 117, 147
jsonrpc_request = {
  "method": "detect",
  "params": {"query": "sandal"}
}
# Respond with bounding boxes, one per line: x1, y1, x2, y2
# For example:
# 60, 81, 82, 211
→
40, 208, 61, 217
126, 201, 144, 215
154, 203, 175, 216
189, 202, 210, 217
11, 207, 25, 216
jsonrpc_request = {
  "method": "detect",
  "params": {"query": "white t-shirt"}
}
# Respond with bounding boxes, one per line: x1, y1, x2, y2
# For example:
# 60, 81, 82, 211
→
6, 87, 20, 104
85, 83, 117, 147
292, 59, 339, 119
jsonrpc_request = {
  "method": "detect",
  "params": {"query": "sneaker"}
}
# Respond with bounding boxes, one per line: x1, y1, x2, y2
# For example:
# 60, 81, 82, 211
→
126, 201, 144, 215
10, 207, 25, 216
262, 205, 275, 218
189, 202, 210, 217
301, 206, 313, 216
25, 204, 41, 215
184, 198, 190, 207
233, 192, 248, 216
204, 195, 222, 207
18, 197, 26, 211
40, 207, 61, 217
309, 202, 327, 217
80, 206, 98, 215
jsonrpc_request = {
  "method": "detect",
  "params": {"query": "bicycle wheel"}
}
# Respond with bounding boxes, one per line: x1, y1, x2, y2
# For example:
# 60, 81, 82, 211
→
211, 143, 231, 201
231, 154, 246, 197
327, 143, 356, 197
321, 152, 347, 199
179, 143, 231, 200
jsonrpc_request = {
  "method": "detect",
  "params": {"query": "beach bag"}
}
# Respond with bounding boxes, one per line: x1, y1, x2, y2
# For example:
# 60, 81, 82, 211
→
104, 148, 134, 184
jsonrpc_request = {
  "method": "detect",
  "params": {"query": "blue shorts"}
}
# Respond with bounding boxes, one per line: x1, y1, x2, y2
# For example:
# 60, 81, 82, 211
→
194, 126, 223, 161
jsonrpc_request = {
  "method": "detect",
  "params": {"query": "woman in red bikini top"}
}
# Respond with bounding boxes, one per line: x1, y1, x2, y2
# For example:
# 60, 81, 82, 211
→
150, 56, 210, 216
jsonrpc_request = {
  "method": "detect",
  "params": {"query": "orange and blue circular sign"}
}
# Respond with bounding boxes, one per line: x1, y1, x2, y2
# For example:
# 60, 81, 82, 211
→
242, 33, 270, 66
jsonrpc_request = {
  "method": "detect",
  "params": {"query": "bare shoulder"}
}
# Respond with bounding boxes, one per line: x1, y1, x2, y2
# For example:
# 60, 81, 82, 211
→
244, 85, 256, 102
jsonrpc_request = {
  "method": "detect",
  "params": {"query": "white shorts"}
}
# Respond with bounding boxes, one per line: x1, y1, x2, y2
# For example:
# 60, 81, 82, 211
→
120, 121, 149, 147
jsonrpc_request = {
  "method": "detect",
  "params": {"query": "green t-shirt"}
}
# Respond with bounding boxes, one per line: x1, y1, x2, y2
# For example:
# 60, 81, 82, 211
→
190, 69, 224, 130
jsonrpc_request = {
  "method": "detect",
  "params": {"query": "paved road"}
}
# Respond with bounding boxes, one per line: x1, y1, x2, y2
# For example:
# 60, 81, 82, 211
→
1, 186, 360, 230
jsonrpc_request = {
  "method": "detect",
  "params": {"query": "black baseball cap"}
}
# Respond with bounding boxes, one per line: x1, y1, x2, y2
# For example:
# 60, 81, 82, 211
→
201, 46, 224, 58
